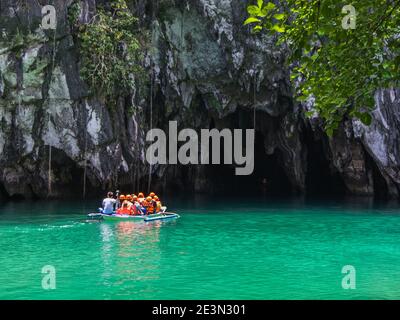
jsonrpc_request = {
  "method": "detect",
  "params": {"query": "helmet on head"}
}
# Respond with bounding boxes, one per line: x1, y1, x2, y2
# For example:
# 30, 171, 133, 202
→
132, 194, 137, 198
132, 195, 138, 201
153, 196, 159, 201
138, 192, 144, 198
149, 192, 155, 198
119, 195, 126, 201
126, 194, 133, 201
146, 196, 152, 202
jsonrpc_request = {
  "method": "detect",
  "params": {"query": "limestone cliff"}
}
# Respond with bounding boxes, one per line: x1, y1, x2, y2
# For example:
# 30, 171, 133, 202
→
0, 0, 399, 200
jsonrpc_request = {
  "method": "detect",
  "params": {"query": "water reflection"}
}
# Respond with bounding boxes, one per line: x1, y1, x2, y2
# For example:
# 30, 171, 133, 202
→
100, 223, 114, 280
99, 221, 164, 294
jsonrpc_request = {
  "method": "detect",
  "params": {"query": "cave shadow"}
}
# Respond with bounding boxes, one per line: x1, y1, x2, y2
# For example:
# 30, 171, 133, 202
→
203, 130, 293, 197
304, 129, 346, 198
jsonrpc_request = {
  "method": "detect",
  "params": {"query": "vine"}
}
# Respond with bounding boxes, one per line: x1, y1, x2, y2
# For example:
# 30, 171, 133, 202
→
69, 0, 148, 105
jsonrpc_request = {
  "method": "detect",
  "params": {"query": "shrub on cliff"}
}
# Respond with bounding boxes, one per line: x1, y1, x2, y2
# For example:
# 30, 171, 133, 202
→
69, 0, 147, 103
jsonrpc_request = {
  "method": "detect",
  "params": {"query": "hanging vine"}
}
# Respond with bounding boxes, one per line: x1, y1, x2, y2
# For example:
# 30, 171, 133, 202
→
69, 0, 148, 107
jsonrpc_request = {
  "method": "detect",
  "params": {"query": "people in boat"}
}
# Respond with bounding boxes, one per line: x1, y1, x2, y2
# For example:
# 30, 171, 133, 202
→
100, 191, 164, 216
116, 201, 133, 215
142, 196, 154, 215
154, 195, 162, 213
130, 195, 140, 215
102, 191, 117, 215
147, 192, 158, 213
150, 196, 158, 213
134, 195, 147, 215
137, 192, 145, 204
125, 194, 134, 209
118, 194, 126, 209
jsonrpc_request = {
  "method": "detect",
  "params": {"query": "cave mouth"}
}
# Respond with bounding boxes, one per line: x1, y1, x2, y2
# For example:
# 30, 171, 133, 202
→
364, 149, 390, 200
47, 148, 102, 199
204, 131, 293, 197
304, 130, 346, 197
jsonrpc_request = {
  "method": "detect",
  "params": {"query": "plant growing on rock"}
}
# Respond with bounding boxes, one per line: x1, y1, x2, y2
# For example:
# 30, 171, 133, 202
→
72, 0, 147, 103
244, 0, 400, 136
6, 29, 44, 59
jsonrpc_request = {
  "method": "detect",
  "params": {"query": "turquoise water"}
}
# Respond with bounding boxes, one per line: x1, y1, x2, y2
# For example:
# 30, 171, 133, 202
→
1, 197, 400, 300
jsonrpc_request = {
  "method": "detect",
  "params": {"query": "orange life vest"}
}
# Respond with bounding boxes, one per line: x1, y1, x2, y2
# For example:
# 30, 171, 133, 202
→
156, 201, 162, 213
142, 200, 154, 214
117, 204, 132, 215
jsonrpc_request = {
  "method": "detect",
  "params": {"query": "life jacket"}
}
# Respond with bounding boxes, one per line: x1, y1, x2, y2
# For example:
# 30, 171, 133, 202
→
132, 202, 143, 215
117, 207, 132, 215
156, 201, 162, 213
147, 200, 156, 214
141, 200, 153, 214
117, 201, 132, 215
126, 201, 134, 211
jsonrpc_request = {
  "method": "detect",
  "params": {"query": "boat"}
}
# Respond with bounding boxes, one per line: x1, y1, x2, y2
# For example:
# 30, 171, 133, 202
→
87, 212, 180, 222
143, 212, 180, 222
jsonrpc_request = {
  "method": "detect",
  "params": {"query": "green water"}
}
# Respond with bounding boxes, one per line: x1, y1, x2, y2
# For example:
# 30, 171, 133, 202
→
1, 197, 400, 300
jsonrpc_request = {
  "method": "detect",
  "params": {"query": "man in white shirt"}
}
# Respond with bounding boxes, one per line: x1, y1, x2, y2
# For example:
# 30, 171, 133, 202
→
102, 192, 116, 215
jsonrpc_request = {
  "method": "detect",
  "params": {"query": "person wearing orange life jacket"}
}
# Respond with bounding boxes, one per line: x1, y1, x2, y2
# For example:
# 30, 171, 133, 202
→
116, 201, 133, 215
125, 194, 134, 212
131, 195, 142, 215
150, 196, 158, 214
137, 192, 145, 204
118, 195, 126, 209
148, 192, 157, 213
153, 195, 162, 213
143, 196, 155, 215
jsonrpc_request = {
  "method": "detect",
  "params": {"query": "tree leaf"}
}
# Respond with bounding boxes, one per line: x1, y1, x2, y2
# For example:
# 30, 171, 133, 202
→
296, 95, 308, 102
358, 112, 373, 126
264, 2, 276, 11
273, 13, 285, 20
247, 5, 260, 16
244, 17, 262, 26
271, 24, 285, 33
326, 127, 334, 137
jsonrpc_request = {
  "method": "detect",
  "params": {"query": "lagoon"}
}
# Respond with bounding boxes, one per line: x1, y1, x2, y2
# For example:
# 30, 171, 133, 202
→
0, 196, 399, 300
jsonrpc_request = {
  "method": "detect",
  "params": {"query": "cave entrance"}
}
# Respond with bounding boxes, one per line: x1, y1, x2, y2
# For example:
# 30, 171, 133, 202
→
48, 148, 102, 199
205, 130, 293, 196
364, 149, 390, 200
304, 131, 346, 196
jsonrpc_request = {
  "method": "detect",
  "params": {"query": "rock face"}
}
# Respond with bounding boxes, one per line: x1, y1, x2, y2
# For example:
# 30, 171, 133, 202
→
0, 0, 399, 200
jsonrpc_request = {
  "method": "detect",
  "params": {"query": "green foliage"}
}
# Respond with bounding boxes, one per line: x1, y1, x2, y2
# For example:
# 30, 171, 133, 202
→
7, 29, 43, 59
68, 1, 81, 28
245, 0, 400, 135
73, 0, 146, 101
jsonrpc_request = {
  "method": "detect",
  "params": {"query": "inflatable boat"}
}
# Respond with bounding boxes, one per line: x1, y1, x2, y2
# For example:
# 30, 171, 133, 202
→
87, 212, 180, 222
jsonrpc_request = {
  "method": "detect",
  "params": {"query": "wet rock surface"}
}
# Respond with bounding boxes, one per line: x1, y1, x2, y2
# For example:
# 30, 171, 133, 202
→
0, 0, 398, 200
